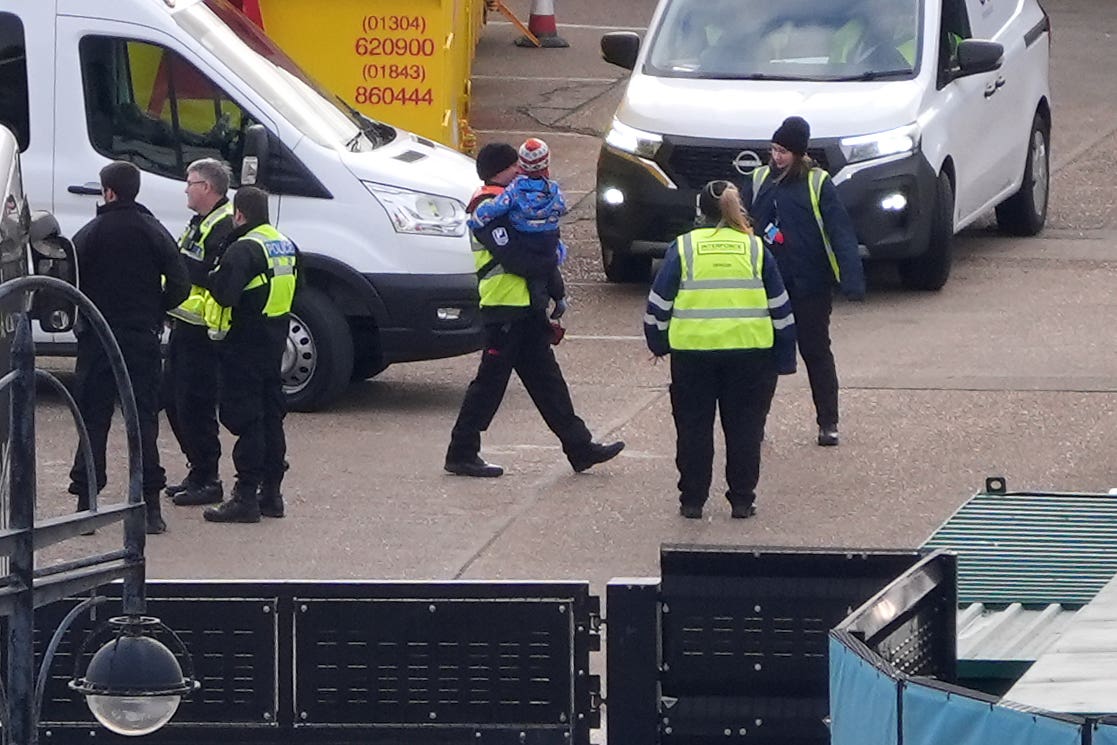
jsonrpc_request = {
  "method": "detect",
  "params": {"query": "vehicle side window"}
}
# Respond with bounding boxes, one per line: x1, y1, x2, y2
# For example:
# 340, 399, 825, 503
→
0, 13, 30, 151
78, 36, 253, 184
938, 0, 973, 86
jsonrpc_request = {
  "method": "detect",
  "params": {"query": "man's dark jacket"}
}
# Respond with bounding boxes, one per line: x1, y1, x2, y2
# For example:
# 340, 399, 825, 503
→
73, 200, 189, 333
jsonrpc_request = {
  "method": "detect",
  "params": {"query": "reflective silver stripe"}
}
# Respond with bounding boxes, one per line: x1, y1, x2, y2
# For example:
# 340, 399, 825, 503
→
672, 307, 770, 319
768, 290, 790, 308
647, 290, 673, 311
480, 264, 505, 280
682, 278, 764, 290
272, 264, 295, 276
772, 314, 795, 330
748, 236, 761, 278
167, 307, 205, 324
680, 233, 695, 283
643, 313, 669, 330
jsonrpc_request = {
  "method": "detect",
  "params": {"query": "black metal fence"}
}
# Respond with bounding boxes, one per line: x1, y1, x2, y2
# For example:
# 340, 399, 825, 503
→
32, 581, 601, 745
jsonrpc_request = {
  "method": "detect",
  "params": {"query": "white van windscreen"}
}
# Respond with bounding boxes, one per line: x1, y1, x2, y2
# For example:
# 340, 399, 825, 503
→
646, 0, 923, 81
172, 0, 387, 150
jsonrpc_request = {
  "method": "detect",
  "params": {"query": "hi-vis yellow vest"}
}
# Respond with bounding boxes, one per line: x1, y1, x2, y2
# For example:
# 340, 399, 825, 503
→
753, 165, 841, 282
470, 186, 530, 308
204, 224, 297, 340
168, 201, 234, 325
668, 227, 773, 352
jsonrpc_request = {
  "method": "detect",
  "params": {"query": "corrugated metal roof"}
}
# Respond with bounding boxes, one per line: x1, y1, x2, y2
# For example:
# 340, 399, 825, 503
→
957, 602, 1078, 661
923, 490, 1117, 605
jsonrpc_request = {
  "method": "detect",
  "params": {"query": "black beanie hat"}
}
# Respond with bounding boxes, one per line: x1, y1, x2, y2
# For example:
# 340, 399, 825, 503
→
772, 116, 811, 156
475, 143, 519, 181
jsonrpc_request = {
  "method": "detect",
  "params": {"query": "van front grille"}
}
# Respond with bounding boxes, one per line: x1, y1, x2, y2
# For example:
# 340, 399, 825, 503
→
666, 145, 830, 189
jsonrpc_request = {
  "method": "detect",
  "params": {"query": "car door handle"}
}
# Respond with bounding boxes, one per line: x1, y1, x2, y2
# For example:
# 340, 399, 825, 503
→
67, 182, 102, 196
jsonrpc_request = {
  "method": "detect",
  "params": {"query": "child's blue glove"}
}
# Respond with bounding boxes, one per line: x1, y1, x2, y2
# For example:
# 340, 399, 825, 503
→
556, 240, 568, 265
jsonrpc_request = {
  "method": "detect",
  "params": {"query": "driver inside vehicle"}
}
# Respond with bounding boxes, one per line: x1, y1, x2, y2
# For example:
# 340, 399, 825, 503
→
830, 0, 918, 69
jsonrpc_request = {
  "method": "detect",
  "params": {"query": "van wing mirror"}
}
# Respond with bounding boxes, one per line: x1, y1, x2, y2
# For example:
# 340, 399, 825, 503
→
241, 124, 271, 187
28, 211, 78, 333
601, 32, 640, 70
955, 40, 1004, 77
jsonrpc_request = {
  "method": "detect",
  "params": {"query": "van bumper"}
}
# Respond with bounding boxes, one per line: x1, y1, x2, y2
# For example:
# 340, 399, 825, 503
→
363, 272, 482, 364
595, 145, 938, 261
833, 152, 938, 261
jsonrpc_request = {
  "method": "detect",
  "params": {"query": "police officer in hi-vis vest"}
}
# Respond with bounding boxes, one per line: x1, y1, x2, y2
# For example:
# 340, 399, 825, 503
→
201, 186, 298, 523
644, 180, 797, 520
445, 143, 624, 477
165, 158, 235, 507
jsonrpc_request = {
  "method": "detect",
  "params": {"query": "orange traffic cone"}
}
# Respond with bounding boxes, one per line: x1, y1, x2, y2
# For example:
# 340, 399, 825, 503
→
514, 0, 569, 48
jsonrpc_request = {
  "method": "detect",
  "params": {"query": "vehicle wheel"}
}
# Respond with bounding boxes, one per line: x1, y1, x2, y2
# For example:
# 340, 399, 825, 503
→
282, 287, 354, 411
601, 238, 651, 283
995, 112, 1050, 236
899, 171, 954, 291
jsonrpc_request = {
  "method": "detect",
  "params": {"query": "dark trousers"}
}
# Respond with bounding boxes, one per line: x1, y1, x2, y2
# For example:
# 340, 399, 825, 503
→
163, 321, 221, 482
69, 327, 165, 504
670, 350, 777, 509
789, 290, 839, 428
448, 313, 593, 461
218, 333, 287, 491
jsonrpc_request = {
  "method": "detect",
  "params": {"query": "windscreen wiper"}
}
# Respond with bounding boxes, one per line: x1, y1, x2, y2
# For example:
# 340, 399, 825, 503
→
717, 73, 813, 81
828, 69, 913, 81
335, 95, 383, 148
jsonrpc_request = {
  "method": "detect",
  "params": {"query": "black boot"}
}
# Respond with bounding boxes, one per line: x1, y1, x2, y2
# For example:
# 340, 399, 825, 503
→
145, 492, 167, 535
173, 479, 224, 506
258, 483, 285, 519
444, 455, 504, 478
164, 465, 196, 497
204, 483, 261, 524
568, 441, 626, 473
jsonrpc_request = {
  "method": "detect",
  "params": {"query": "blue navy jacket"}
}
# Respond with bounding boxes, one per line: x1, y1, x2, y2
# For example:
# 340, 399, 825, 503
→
643, 231, 798, 374
744, 168, 866, 299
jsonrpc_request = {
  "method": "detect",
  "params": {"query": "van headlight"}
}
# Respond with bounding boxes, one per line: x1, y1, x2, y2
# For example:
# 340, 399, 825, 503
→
839, 124, 920, 164
605, 119, 663, 159
364, 183, 466, 237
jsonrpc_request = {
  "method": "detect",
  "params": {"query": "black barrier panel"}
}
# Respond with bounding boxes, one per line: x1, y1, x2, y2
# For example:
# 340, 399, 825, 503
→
836, 551, 958, 682
653, 545, 922, 745
26, 593, 279, 727
294, 599, 573, 726
26, 581, 600, 745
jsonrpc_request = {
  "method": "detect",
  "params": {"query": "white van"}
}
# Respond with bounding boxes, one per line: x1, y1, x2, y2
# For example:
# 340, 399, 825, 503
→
596, 0, 1051, 290
1, 0, 483, 410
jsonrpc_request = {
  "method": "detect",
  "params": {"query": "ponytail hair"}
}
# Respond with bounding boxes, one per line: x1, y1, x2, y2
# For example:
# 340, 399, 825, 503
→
697, 180, 754, 235
717, 183, 753, 234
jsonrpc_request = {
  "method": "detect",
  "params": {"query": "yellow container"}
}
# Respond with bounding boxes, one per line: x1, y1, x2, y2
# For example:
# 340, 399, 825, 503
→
256, 0, 476, 150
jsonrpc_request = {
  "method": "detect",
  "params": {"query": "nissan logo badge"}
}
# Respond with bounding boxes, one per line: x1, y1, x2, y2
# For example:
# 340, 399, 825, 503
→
732, 150, 763, 175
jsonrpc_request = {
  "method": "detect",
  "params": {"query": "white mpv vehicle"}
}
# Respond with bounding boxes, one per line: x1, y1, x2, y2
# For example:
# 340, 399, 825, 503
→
596, 0, 1052, 290
0, 0, 483, 410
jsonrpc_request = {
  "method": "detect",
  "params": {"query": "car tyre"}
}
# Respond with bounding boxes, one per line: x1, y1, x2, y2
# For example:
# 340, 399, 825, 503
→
601, 238, 651, 283
995, 112, 1050, 237
899, 170, 954, 291
283, 287, 354, 411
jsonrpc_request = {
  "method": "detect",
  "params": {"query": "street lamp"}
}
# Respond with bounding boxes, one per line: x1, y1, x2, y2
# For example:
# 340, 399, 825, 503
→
0, 275, 196, 743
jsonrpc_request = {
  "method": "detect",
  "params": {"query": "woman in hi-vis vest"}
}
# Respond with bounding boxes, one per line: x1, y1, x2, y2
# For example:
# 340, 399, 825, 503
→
745, 116, 866, 447
644, 181, 797, 520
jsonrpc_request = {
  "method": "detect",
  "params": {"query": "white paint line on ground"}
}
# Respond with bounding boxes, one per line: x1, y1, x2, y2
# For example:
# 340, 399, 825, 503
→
489, 21, 646, 32
472, 129, 600, 138
472, 75, 621, 83
566, 334, 644, 341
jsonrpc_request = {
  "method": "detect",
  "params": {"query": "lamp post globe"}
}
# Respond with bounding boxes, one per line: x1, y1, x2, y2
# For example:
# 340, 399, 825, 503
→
70, 618, 196, 737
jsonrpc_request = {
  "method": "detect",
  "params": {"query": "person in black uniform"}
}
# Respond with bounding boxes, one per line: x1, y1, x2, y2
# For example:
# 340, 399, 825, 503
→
67, 161, 190, 534
745, 116, 866, 447
645, 181, 797, 519
445, 143, 624, 477
164, 158, 235, 506
202, 187, 297, 523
